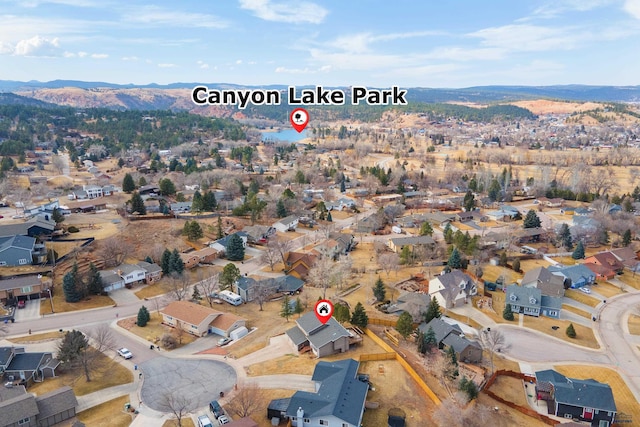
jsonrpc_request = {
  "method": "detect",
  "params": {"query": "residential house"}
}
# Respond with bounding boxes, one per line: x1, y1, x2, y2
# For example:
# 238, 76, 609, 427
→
521, 267, 566, 297
284, 252, 318, 280
584, 252, 625, 276
386, 292, 431, 323
1, 347, 60, 386
136, 261, 163, 283
428, 270, 477, 309
422, 212, 456, 228
417, 317, 482, 363
0, 385, 78, 427
224, 418, 258, 427
486, 205, 520, 221
284, 359, 368, 427
583, 263, 616, 280
235, 275, 304, 302
535, 369, 616, 427
329, 232, 356, 254
506, 285, 561, 318
82, 185, 103, 199
273, 215, 299, 232
325, 197, 356, 211
138, 185, 160, 196
286, 312, 351, 357
355, 213, 383, 233
387, 235, 435, 254
242, 225, 276, 244
98, 263, 147, 291
99, 270, 125, 292
0, 235, 47, 266
191, 247, 220, 264
115, 264, 147, 287
610, 247, 640, 272
209, 232, 248, 255
161, 301, 246, 337
0, 276, 52, 304
548, 264, 596, 289
170, 202, 192, 214
179, 252, 200, 269
0, 218, 55, 239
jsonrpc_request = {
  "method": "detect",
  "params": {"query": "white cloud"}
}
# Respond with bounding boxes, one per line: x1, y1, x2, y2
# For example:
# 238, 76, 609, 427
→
426, 46, 506, 61
197, 60, 209, 69
531, 0, 614, 17
0, 41, 14, 54
624, 0, 640, 19
123, 6, 228, 29
14, 35, 61, 56
122, 56, 139, 61
235, 59, 243, 64
17, 0, 103, 7
468, 24, 582, 52
239, 0, 328, 24
327, 31, 441, 54
275, 65, 330, 74
77, 51, 87, 57
91, 53, 108, 59
157, 63, 177, 68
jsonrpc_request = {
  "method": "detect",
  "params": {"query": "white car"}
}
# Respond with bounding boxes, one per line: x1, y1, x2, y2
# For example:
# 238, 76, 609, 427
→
579, 287, 591, 294
217, 415, 230, 425
197, 415, 213, 427
117, 348, 133, 359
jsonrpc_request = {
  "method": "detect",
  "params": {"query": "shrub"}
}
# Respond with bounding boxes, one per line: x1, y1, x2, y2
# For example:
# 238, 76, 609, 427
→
67, 226, 80, 233
566, 323, 576, 338
160, 333, 178, 349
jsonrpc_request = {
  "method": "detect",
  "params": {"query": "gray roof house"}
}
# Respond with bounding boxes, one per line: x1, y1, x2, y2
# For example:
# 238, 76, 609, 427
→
0, 235, 46, 266
522, 267, 566, 297
548, 264, 596, 289
506, 285, 562, 319
286, 312, 351, 358
535, 370, 616, 427
209, 231, 249, 254
273, 215, 299, 232
235, 275, 304, 302
0, 385, 78, 427
418, 317, 482, 363
386, 292, 431, 322
0, 218, 55, 239
1, 347, 60, 386
285, 359, 368, 427
242, 225, 276, 244
428, 270, 477, 309
169, 201, 192, 213
387, 235, 435, 253
98, 270, 125, 292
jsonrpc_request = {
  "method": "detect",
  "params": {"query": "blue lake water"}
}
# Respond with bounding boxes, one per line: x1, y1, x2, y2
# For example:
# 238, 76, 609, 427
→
261, 128, 309, 142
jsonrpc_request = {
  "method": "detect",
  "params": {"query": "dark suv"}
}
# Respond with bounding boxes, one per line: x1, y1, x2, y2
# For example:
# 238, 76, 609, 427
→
209, 400, 223, 418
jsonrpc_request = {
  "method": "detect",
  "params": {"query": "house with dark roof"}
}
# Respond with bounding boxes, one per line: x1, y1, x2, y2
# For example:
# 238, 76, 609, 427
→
548, 264, 596, 289
387, 235, 435, 254
521, 267, 566, 297
169, 201, 192, 213
136, 261, 163, 283
284, 251, 317, 280
284, 359, 368, 427
0, 218, 55, 239
273, 215, 299, 232
161, 301, 246, 337
418, 317, 482, 363
0, 276, 52, 304
506, 285, 561, 318
286, 312, 351, 357
535, 369, 616, 426
610, 247, 640, 272
428, 270, 477, 309
386, 292, 431, 323
242, 225, 276, 244
234, 275, 304, 302
1, 347, 60, 387
209, 231, 248, 254
0, 235, 48, 266
584, 252, 625, 277
0, 385, 77, 427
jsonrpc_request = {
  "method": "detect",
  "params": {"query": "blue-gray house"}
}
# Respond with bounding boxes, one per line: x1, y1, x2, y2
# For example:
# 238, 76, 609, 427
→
235, 275, 304, 302
549, 264, 596, 289
0, 235, 46, 266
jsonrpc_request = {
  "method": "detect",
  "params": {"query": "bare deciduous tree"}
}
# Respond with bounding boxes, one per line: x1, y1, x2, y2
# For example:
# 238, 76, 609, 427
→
149, 243, 166, 264
478, 327, 508, 375
378, 252, 400, 277
157, 388, 195, 427
165, 273, 190, 301
261, 240, 281, 271
79, 324, 115, 382
226, 382, 264, 418
98, 235, 134, 268
198, 272, 220, 307
52, 155, 66, 174
253, 281, 272, 311
271, 236, 292, 267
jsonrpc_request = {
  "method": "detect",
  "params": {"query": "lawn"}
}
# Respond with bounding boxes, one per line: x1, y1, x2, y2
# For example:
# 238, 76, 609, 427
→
617, 273, 640, 290
592, 281, 625, 298
77, 395, 133, 427
117, 312, 197, 348
40, 292, 115, 315
561, 304, 592, 319
522, 315, 599, 349
9, 331, 65, 344
628, 315, 640, 335
564, 289, 600, 307
445, 310, 482, 330
487, 375, 528, 407
28, 352, 133, 396
554, 365, 640, 425
163, 418, 196, 427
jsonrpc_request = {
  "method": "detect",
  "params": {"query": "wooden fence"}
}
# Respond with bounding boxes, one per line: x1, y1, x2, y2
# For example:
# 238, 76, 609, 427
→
359, 352, 396, 362
368, 317, 397, 327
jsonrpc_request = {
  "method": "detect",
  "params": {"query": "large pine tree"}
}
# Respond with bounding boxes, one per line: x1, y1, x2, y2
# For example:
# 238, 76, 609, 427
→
122, 173, 135, 193
170, 249, 184, 274
447, 247, 463, 269
137, 306, 151, 327
87, 263, 103, 295
129, 191, 146, 215
226, 233, 245, 261
373, 277, 386, 302
523, 209, 542, 229
423, 297, 441, 323
351, 302, 369, 328
396, 312, 414, 338
161, 249, 172, 274
63, 265, 81, 303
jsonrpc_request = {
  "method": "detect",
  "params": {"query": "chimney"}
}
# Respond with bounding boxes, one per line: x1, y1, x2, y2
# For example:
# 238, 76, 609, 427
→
296, 407, 304, 427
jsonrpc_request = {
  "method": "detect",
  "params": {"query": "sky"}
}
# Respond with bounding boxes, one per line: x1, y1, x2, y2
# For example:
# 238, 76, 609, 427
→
1, 0, 640, 87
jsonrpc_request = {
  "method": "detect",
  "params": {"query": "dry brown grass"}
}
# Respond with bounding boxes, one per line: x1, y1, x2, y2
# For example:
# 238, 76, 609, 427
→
522, 315, 599, 349
117, 312, 197, 348
592, 281, 625, 298
445, 310, 482, 330
163, 418, 196, 427
561, 304, 592, 319
40, 292, 115, 315
76, 395, 133, 427
28, 352, 133, 396
8, 331, 65, 344
564, 289, 600, 307
477, 392, 549, 427
555, 365, 640, 425
617, 274, 640, 290
487, 375, 528, 407
628, 314, 640, 335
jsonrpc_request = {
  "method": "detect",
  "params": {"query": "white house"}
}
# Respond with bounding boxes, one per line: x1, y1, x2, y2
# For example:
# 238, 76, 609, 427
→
273, 215, 299, 232
82, 185, 103, 199
428, 270, 477, 309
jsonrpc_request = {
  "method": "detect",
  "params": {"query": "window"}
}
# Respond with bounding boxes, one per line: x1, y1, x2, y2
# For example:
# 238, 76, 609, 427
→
18, 418, 30, 425
564, 414, 573, 419
303, 419, 310, 424
548, 311, 557, 316
18, 258, 28, 265
343, 424, 349, 427
319, 421, 328, 426
0, 261, 5, 266
21, 286, 32, 293
192, 325, 197, 329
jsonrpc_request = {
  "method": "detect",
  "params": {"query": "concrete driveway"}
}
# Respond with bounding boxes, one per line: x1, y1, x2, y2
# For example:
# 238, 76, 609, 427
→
140, 357, 236, 411
13, 298, 41, 322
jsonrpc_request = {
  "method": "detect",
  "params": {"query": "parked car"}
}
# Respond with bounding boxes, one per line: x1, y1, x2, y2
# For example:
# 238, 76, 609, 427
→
197, 415, 213, 427
209, 400, 223, 418
117, 348, 133, 359
217, 415, 230, 425
579, 287, 591, 294
17, 300, 25, 309
217, 337, 232, 347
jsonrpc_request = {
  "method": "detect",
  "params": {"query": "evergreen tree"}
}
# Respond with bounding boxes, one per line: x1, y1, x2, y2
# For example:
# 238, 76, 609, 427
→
558, 223, 573, 250
326, 211, 333, 222
276, 199, 287, 218
57, 330, 87, 365
350, 302, 369, 328
63, 269, 81, 303
183, 220, 203, 241
203, 191, 218, 212
459, 376, 478, 401
216, 216, 224, 239
280, 295, 293, 322
122, 173, 135, 193
138, 176, 147, 186
340, 178, 346, 193
416, 331, 427, 354
523, 209, 542, 228
598, 228, 610, 245
572, 241, 585, 260
396, 312, 415, 339
623, 229, 632, 247
373, 277, 386, 302
334, 304, 351, 323
117, 158, 125, 168
399, 245, 412, 265
463, 190, 475, 212
446, 346, 459, 379
191, 191, 204, 213
443, 222, 453, 244
294, 298, 304, 316
499, 251, 508, 267
419, 221, 433, 236
170, 249, 184, 274
145, 255, 153, 264
488, 178, 501, 202
220, 263, 241, 291
161, 249, 172, 274
447, 247, 462, 269
129, 191, 146, 215
137, 306, 150, 327
52, 207, 65, 225
192, 285, 202, 301
423, 297, 441, 323
566, 323, 576, 338
159, 178, 176, 196
87, 263, 103, 295
503, 301, 514, 321
226, 233, 245, 261
512, 258, 521, 273
424, 326, 437, 352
